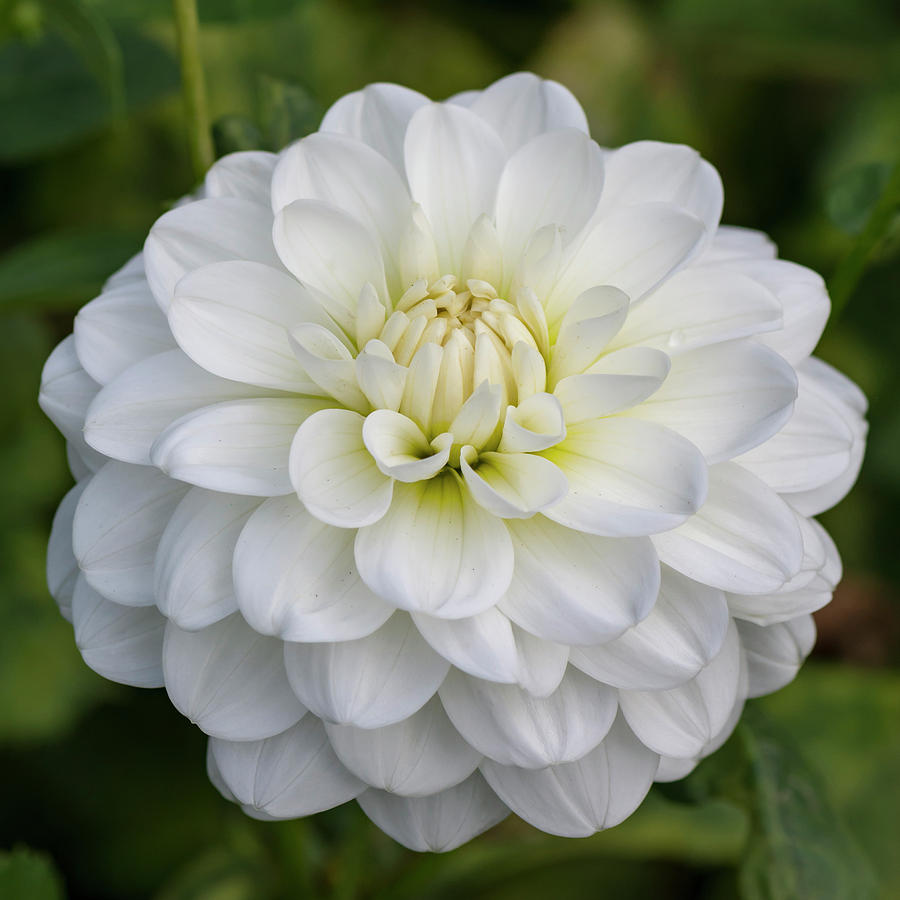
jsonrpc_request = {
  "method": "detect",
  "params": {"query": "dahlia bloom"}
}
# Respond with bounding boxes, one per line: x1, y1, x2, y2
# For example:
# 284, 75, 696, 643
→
40, 72, 866, 851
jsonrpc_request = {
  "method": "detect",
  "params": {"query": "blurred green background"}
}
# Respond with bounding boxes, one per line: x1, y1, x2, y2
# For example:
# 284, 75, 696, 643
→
1, 0, 899, 897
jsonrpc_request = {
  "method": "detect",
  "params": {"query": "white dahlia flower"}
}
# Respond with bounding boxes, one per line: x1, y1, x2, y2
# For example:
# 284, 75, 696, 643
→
40, 72, 866, 851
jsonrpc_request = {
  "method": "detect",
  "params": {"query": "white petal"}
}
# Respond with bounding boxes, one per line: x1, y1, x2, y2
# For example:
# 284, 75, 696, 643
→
289, 408, 393, 527
547, 285, 630, 385
597, 140, 723, 235
570, 567, 729, 690
468, 72, 589, 152
512, 626, 570, 697
288, 322, 369, 412
74, 278, 175, 385
170, 260, 340, 392
144, 197, 281, 309
47, 480, 88, 623
151, 397, 320, 496
628, 340, 798, 463
320, 82, 429, 172
354, 473, 514, 618
273, 199, 388, 330
619, 619, 742, 758
326, 696, 480, 796
497, 392, 566, 453
546, 204, 705, 326
654, 755, 699, 783
203, 150, 277, 201
73, 461, 188, 606
738, 616, 816, 698
163, 614, 306, 740
460, 448, 568, 518
283, 614, 450, 728
448, 382, 504, 450
362, 410, 452, 482
500, 517, 659, 645
609, 268, 782, 355
653, 462, 804, 594
441, 667, 617, 768
155, 489, 261, 630
404, 102, 506, 272
38, 336, 99, 450
543, 418, 708, 537
355, 341, 407, 411
554, 368, 668, 424
233, 495, 393, 642
495, 128, 604, 266
84, 350, 270, 466
703, 225, 776, 262
358, 772, 508, 852
481, 713, 658, 838
210, 716, 364, 818
72, 575, 165, 687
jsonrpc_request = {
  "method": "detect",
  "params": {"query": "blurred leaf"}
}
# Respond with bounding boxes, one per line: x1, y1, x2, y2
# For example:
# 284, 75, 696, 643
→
212, 114, 264, 156
0, 227, 143, 311
736, 707, 877, 900
86, 0, 302, 23
0, 26, 177, 161
257, 73, 319, 151
155, 847, 272, 900
0, 847, 65, 899
827, 162, 893, 235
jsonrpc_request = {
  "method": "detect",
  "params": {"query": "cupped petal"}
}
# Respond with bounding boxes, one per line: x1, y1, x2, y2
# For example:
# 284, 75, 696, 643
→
480, 713, 658, 838
170, 260, 341, 392
289, 408, 394, 527
495, 128, 604, 266
73, 461, 188, 606
738, 615, 816, 698
653, 462, 804, 594
151, 397, 323, 496
155, 489, 261, 630
449, 382, 504, 450
703, 225, 776, 262
468, 72, 589, 152
163, 613, 306, 740
497, 392, 566, 453
460, 448, 568, 518
74, 278, 175, 385
320, 82, 429, 173
570, 567, 729, 691
84, 349, 272, 466
203, 150, 278, 201
325, 696, 480, 796
288, 322, 369, 412
354, 472, 514, 618
546, 204, 705, 326
619, 619, 742, 759
596, 140, 723, 235
542, 418, 708, 537
283, 613, 450, 729
144, 197, 281, 309
358, 772, 508, 853
355, 340, 407, 411
47, 480, 88, 623
608, 269, 782, 356
273, 199, 388, 330
441, 667, 617, 769
554, 366, 668, 424
628, 340, 798, 463
403, 102, 507, 272
72, 575, 165, 687
499, 517, 658, 645
210, 716, 365, 818
362, 410, 452, 482
234, 495, 393, 643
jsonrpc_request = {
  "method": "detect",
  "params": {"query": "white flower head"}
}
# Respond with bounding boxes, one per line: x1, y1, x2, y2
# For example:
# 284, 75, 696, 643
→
41, 72, 867, 851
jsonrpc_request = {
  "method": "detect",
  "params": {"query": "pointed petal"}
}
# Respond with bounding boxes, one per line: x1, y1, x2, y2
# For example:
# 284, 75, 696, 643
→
500, 518, 659, 645
73, 461, 188, 606
289, 408, 394, 527
210, 716, 364, 818
234, 495, 393, 642
283, 614, 450, 728
326, 696, 480, 796
72, 575, 165, 687
554, 363, 668, 424
739, 616, 816, 698
155, 489, 261, 630
358, 772, 508, 852
497, 392, 566, 453
480, 714, 658, 837
441, 667, 617, 768
570, 567, 729, 690
203, 150, 278, 201
354, 473, 514, 618
163, 614, 306, 740
653, 462, 804, 594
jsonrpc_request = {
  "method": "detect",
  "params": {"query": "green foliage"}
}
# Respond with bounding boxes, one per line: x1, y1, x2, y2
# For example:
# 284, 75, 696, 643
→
0, 847, 65, 900
826, 162, 893, 235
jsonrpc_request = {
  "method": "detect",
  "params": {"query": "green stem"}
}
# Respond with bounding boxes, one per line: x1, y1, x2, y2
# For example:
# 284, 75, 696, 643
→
172, 0, 214, 182
829, 157, 900, 320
